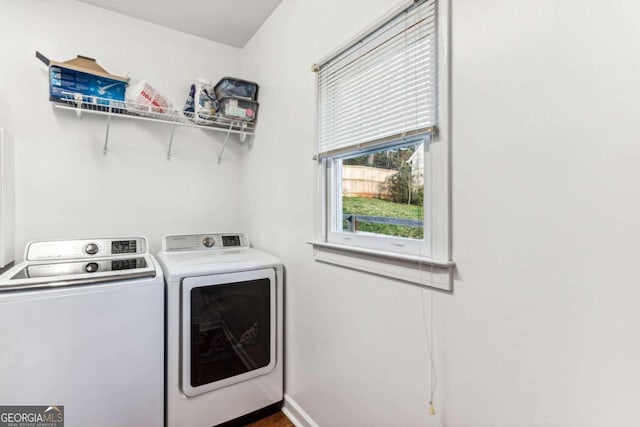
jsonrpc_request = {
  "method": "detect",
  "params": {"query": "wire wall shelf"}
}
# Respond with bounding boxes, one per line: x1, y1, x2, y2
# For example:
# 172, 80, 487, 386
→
52, 97, 255, 162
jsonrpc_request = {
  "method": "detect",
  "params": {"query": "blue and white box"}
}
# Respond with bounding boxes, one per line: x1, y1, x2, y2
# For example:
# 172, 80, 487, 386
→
38, 52, 128, 107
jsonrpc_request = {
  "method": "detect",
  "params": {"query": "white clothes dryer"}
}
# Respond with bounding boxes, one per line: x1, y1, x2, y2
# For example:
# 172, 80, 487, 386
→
157, 233, 283, 427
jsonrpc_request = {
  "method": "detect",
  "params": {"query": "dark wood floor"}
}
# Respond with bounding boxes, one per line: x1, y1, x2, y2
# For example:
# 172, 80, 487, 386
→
246, 411, 294, 427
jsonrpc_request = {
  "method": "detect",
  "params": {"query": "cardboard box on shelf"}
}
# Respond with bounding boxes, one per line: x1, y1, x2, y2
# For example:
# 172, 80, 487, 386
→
36, 51, 129, 107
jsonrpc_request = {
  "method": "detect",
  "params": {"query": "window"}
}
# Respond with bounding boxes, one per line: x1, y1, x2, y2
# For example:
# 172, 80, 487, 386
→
311, 0, 452, 289
328, 136, 427, 257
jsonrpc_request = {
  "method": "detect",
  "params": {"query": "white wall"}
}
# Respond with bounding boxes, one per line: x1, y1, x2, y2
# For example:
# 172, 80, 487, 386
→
240, 1, 443, 426
442, 1, 640, 425
0, 0, 244, 258
241, 0, 640, 426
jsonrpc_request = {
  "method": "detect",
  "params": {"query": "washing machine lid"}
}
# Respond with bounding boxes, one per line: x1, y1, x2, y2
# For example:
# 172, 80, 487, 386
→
0, 254, 157, 292
158, 248, 281, 282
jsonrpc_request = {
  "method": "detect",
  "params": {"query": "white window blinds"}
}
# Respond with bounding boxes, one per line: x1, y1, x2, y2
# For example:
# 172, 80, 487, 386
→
316, 0, 437, 158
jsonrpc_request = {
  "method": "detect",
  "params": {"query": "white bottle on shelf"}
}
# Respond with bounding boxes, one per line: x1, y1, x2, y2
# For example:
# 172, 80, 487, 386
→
193, 78, 217, 124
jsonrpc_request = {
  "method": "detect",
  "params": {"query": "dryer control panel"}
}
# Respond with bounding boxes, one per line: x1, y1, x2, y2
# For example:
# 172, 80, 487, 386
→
163, 233, 249, 252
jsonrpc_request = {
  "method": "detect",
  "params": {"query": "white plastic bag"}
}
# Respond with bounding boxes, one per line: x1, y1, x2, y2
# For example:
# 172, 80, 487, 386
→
125, 80, 173, 114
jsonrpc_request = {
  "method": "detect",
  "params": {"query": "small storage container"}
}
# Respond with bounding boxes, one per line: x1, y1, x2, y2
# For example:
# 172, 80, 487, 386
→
218, 97, 259, 122
214, 77, 259, 101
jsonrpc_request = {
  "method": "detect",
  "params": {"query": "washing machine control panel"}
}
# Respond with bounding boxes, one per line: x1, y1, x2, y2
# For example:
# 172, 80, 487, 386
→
25, 237, 148, 261
202, 237, 215, 248
163, 233, 248, 252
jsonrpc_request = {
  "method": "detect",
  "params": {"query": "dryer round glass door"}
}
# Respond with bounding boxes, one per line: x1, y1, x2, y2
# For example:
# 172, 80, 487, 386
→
181, 268, 277, 397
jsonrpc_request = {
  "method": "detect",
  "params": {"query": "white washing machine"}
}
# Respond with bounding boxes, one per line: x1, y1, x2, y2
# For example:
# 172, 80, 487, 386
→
157, 233, 283, 427
0, 237, 164, 427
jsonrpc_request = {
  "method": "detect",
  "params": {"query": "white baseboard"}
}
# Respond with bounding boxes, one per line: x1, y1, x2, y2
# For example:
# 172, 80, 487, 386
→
282, 394, 319, 427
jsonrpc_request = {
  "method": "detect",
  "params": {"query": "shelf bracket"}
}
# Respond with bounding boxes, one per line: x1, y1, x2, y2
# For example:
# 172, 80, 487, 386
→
166, 124, 177, 160
217, 122, 236, 164
102, 115, 111, 155
240, 132, 254, 145
238, 122, 248, 143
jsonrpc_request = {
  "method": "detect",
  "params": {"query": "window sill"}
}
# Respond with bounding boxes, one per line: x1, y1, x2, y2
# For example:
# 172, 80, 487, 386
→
308, 241, 454, 291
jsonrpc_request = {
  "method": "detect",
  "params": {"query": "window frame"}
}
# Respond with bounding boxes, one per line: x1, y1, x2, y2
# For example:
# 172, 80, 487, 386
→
311, 0, 452, 290
326, 135, 430, 258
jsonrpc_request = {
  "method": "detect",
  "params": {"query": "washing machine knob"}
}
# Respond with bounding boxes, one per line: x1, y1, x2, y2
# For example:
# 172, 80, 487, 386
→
84, 243, 99, 255
85, 262, 99, 273
202, 237, 215, 248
